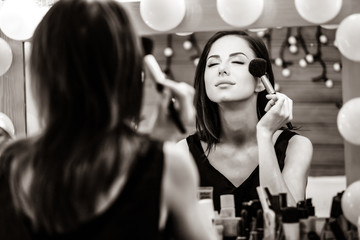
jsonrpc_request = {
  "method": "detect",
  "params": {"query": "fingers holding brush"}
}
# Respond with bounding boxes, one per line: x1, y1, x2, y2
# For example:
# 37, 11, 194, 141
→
161, 79, 196, 127
264, 94, 278, 112
260, 92, 294, 131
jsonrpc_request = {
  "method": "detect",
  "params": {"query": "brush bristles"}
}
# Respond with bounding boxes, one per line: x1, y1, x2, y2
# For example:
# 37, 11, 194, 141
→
249, 58, 267, 78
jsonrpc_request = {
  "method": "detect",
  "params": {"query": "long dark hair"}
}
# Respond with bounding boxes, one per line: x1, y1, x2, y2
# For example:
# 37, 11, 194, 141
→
4, 0, 143, 233
194, 31, 275, 153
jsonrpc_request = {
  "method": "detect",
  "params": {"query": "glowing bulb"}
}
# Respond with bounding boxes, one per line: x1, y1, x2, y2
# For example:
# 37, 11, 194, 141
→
164, 47, 173, 57
319, 35, 328, 44
289, 45, 298, 54
333, 62, 341, 72
282, 68, 291, 77
193, 57, 199, 66
306, 54, 314, 63
325, 79, 334, 88
288, 36, 297, 45
274, 83, 281, 92
275, 58, 283, 67
257, 31, 265, 38
299, 58, 307, 68
183, 40, 192, 50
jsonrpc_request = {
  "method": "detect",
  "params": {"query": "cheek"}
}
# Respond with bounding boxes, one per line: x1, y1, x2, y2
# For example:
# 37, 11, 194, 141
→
204, 73, 217, 100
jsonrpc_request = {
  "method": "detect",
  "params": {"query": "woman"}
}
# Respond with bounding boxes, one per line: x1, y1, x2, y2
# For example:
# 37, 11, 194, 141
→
178, 31, 313, 215
0, 1, 216, 239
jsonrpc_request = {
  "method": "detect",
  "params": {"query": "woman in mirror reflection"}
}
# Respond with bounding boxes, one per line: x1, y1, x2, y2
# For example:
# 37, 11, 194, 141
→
0, 0, 216, 239
178, 31, 313, 216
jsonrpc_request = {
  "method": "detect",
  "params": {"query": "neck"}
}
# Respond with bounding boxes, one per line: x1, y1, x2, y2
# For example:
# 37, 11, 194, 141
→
218, 96, 258, 145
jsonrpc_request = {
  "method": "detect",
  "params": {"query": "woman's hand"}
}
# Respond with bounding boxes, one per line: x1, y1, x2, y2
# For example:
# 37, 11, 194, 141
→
256, 92, 293, 136
160, 79, 196, 128
140, 79, 196, 141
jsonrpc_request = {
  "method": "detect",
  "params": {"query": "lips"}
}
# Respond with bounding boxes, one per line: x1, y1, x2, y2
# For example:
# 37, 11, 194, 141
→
215, 80, 236, 87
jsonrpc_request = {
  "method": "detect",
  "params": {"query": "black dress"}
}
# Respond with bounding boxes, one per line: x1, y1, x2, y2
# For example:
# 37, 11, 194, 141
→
19, 139, 171, 240
186, 130, 297, 217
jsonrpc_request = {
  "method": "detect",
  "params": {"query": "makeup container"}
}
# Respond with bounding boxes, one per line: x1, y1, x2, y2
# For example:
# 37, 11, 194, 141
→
305, 198, 318, 236
197, 186, 214, 200
220, 194, 236, 218
297, 204, 310, 240
279, 193, 287, 210
256, 186, 276, 240
282, 207, 300, 240
256, 209, 264, 240
198, 199, 216, 229
222, 217, 241, 239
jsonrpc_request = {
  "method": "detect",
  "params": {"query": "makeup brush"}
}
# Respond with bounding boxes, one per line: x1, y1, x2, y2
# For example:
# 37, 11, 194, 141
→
249, 58, 293, 129
142, 37, 186, 134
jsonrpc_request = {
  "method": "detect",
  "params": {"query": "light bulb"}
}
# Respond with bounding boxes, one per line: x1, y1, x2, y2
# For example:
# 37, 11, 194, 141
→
289, 44, 298, 54
183, 40, 192, 50
299, 58, 307, 68
282, 68, 291, 77
288, 36, 297, 45
274, 83, 281, 92
306, 54, 314, 63
275, 58, 283, 67
257, 31, 265, 38
325, 79, 334, 88
333, 62, 341, 72
193, 57, 199, 66
164, 47, 173, 57
319, 35, 328, 44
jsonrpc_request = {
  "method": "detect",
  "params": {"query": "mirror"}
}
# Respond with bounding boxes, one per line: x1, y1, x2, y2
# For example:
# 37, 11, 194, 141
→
144, 26, 343, 177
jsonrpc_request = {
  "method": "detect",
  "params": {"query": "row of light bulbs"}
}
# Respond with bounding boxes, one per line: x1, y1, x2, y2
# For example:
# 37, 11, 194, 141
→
1, 0, 360, 77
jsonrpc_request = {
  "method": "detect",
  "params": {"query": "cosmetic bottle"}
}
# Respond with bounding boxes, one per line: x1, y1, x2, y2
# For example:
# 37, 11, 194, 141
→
220, 194, 236, 218
279, 193, 287, 210
255, 209, 264, 240
298, 205, 310, 240
213, 211, 224, 240
198, 199, 215, 227
305, 198, 317, 233
240, 208, 250, 238
282, 207, 300, 240
222, 217, 241, 240
237, 217, 247, 240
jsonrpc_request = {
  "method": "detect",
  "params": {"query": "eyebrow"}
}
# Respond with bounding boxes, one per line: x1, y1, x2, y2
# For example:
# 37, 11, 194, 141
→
207, 52, 248, 60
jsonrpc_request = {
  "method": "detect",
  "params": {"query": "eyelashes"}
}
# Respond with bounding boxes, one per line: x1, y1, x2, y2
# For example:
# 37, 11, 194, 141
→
207, 63, 218, 67
207, 61, 244, 68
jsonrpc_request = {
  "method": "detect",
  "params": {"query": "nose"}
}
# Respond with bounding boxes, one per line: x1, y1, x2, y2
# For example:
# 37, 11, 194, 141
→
218, 63, 229, 76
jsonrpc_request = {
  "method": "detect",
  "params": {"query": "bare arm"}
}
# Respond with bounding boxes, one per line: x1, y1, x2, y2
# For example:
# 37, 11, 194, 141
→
257, 132, 313, 206
257, 93, 313, 206
162, 141, 217, 240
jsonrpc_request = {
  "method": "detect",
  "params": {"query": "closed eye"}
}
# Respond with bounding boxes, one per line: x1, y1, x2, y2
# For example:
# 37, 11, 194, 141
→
231, 61, 244, 64
207, 63, 219, 67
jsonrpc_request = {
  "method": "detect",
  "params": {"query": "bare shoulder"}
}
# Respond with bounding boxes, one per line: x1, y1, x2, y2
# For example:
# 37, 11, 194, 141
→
176, 138, 190, 155
289, 134, 313, 149
286, 133, 313, 166
273, 130, 312, 150
163, 141, 199, 188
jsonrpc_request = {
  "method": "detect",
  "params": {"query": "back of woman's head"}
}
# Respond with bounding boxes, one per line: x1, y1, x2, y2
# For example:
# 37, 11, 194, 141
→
194, 31, 274, 151
11, 0, 144, 232
30, 0, 143, 133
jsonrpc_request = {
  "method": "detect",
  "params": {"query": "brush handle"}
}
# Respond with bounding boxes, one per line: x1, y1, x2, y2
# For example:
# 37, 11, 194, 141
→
261, 76, 293, 129
144, 54, 186, 134
168, 98, 186, 134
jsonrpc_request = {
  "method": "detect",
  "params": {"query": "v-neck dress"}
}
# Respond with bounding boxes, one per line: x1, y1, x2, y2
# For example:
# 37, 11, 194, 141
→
186, 130, 297, 217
